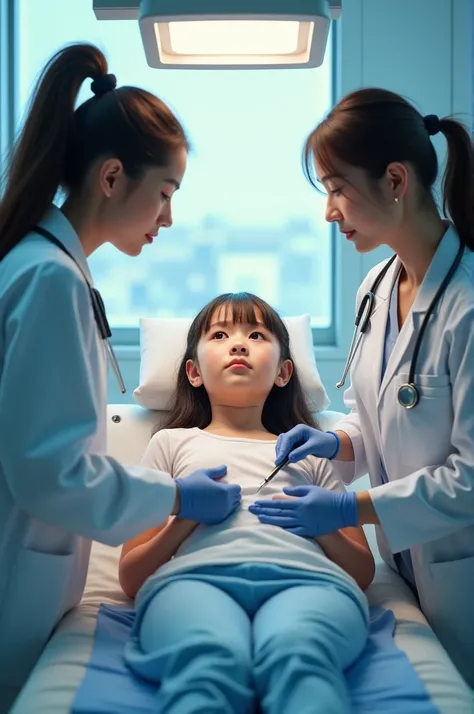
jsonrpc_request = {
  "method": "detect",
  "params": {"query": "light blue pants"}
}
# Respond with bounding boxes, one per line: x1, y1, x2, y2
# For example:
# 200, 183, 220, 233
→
126, 563, 368, 714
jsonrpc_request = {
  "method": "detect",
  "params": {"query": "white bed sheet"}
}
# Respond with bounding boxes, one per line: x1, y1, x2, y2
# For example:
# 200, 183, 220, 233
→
10, 539, 474, 714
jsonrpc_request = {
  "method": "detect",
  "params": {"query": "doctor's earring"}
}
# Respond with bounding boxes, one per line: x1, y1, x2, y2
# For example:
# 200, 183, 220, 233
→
394, 198, 399, 204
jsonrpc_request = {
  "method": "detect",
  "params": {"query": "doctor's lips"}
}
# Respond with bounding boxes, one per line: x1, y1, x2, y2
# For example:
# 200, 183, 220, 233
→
226, 358, 252, 369
145, 232, 158, 243
341, 229, 356, 239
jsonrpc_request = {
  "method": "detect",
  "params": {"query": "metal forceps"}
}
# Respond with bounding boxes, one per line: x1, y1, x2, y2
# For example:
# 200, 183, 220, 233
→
255, 457, 290, 494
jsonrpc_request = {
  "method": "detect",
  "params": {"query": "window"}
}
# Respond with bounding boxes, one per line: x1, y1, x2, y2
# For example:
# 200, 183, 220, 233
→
17, 0, 335, 342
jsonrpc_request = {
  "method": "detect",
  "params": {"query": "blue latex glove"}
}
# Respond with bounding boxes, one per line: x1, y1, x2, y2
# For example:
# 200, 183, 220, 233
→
249, 485, 357, 537
176, 466, 241, 525
275, 425, 340, 465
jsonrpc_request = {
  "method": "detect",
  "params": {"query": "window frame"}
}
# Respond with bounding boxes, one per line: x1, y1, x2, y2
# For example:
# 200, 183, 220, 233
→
0, 0, 17, 167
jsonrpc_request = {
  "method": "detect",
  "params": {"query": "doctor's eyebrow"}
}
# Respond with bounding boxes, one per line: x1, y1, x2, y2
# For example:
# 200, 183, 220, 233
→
164, 178, 180, 189
319, 173, 344, 184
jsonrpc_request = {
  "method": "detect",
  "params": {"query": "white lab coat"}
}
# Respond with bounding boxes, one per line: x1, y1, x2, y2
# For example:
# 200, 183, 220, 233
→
0, 206, 176, 690
332, 224, 474, 686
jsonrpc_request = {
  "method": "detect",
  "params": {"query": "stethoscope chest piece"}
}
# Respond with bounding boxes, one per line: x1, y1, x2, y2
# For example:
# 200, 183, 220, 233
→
397, 383, 419, 409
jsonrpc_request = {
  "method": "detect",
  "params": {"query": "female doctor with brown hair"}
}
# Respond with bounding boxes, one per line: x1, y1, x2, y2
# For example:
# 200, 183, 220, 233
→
251, 87, 474, 687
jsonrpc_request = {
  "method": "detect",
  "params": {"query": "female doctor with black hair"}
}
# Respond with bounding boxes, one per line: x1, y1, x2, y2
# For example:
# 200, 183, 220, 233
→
0, 42, 240, 699
250, 88, 474, 687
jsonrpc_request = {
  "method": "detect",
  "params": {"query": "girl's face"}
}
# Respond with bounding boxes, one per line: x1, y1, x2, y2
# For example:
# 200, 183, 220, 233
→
186, 306, 293, 408
97, 146, 188, 256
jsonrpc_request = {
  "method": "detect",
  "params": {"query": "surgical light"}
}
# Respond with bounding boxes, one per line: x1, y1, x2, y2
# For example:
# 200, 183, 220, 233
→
93, 0, 341, 69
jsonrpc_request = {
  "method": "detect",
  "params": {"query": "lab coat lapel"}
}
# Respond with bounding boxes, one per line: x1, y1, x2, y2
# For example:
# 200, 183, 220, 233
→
377, 303, 416, 406
378, 224, 461, 405
358, 257, 400, 414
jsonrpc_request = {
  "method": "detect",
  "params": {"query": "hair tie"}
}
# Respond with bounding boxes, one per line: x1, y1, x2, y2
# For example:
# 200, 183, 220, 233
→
91, 73, 117, 97
423, 114, 441, 137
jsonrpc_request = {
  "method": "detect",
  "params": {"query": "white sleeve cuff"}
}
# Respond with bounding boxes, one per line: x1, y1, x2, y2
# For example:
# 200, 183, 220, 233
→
332, 418, 368, 483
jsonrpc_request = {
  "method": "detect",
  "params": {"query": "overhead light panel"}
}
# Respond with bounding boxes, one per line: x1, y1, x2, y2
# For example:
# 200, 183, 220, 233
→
94, 0, 341, 69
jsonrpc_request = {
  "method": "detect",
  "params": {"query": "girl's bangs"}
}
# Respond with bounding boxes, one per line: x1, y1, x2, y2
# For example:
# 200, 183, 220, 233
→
200, 293, 284, 337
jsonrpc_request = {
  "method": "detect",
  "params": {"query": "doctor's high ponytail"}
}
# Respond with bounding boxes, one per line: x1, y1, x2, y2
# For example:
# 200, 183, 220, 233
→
0, 43, 188, 259
438, 118, 474, 248
0, 45, 104, 258
303, 87, 474, 249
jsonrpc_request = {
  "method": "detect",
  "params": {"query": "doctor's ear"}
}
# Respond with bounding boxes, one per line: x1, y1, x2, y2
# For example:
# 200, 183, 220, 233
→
99, 159, 125, 198
385, 162, 409, 201
186, 359, 203, 388
274, 359, 293, 388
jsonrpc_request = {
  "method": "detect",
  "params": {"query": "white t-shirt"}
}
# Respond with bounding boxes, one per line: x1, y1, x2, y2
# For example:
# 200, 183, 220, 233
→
136, 428, 367, 611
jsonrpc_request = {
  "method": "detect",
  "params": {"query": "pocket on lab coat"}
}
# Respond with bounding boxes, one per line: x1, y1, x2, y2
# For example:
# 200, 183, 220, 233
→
428, 555, 474, 686
0, 548, 74, 687
395, 373, 453, 468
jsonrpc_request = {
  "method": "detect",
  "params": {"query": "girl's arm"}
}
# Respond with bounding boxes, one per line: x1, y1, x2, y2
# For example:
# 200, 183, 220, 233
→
315, 526, 375, 591
119, 516, 198, 599
313, 458, 375, 590
271, 490, 375, 591
119, 429, 198, 599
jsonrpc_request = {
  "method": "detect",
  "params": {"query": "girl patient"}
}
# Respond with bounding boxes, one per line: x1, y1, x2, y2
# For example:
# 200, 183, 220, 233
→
119, 292, 375, 714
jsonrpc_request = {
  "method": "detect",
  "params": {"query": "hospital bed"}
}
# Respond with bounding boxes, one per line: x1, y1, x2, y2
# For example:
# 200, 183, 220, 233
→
9, 315, 474, 713
9, 403, 473, 713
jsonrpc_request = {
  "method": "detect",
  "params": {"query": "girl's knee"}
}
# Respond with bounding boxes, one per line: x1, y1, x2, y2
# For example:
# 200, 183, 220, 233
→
129, 631, 252, 689
167, 633, 253, 681
255, 614, 367, 673
201, 635, 252, 670
255, 625, 318, 661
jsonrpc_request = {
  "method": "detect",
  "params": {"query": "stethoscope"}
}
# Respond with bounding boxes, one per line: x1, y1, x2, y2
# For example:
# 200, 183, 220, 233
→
34, 226, 126, 394
336, 242, 464, 409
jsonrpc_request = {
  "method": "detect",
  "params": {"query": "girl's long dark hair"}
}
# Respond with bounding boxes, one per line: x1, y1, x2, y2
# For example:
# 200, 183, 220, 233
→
157, 293, 319, 435
303, 87, 474, 247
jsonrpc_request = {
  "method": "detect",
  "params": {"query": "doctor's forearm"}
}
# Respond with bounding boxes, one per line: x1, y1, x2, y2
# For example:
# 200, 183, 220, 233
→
355, 491, 380, 525
333, 430, 355, 461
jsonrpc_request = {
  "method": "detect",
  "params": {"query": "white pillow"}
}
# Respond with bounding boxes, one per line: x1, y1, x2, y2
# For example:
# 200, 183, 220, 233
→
134, 315, 330, 413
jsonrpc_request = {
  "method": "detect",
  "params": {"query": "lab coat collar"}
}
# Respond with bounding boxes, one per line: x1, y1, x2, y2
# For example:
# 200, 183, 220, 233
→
410, 222, 461, 315
38, 204, 94, 285
377, 223, 461, 404
368, 257, 401, 329
388, 223, 461, 316
360, 255, 400, 347
358, 259, 396, 411
371, 256, 400, 303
